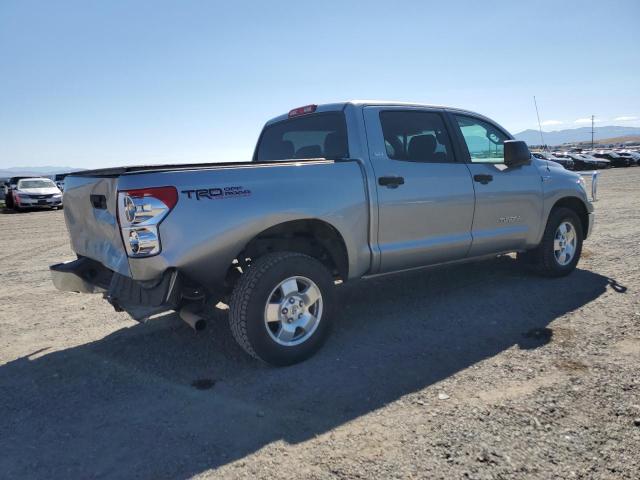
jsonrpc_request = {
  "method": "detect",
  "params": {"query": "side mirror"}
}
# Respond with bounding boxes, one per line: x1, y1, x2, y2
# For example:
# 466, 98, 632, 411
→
504, 140, 531, 167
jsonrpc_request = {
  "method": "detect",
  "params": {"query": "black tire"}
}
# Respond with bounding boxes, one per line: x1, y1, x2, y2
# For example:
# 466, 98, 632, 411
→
229, 252, 335, 366
519, 207, 583, 277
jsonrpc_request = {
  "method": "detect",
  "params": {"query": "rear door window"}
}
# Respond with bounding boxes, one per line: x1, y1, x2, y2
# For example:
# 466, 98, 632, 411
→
256, 113, 349, 161
379, 111, 454, 163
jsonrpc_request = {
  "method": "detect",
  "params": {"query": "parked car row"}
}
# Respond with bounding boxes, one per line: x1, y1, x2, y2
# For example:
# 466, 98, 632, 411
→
2, 176, 64, 211
531, 149, 640, 170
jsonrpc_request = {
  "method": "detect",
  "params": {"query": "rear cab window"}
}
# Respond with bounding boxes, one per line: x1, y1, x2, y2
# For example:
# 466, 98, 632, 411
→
256, 113, 349, 162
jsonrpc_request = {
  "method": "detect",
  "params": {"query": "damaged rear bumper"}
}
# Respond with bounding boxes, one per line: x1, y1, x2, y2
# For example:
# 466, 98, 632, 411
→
50, 257, 186, 320
50, 257, 112, 293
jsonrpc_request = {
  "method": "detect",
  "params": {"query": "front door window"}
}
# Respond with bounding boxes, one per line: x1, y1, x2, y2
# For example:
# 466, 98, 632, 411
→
455, 115, 508, 164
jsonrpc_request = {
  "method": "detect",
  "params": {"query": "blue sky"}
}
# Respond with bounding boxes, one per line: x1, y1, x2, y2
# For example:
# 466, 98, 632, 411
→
1, 0, 639, 168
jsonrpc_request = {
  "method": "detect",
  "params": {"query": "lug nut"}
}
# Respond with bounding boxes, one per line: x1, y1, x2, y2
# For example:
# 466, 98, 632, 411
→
287, 318, 293, 323
299, 301, 304, 307
282, 308, 288, 314
289, 298, 295, 304
298, 313, 303, 319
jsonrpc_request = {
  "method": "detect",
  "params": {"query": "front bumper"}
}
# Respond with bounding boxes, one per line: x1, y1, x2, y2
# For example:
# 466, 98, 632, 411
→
587, 212, 595, 238
17, 197, 62, 208
50, 257, 183, 320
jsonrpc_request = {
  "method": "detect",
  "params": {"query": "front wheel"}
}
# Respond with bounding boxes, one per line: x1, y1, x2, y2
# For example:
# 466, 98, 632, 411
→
519, 207, 583, 277
229, 252, 335, 366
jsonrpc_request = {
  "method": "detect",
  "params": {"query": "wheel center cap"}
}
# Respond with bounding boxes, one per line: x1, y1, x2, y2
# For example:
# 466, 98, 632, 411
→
282, 295, 303, 320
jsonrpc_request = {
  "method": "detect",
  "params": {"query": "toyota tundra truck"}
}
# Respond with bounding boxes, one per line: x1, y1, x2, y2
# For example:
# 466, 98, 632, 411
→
50, 101, 595, 366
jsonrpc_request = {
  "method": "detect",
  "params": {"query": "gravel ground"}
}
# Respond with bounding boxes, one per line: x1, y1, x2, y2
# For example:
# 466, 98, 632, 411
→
0, 168, 639, 480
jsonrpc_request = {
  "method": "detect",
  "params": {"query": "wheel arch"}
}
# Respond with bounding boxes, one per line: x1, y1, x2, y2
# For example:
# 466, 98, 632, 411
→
225, 219, 349, 291
550, 196, 589, 238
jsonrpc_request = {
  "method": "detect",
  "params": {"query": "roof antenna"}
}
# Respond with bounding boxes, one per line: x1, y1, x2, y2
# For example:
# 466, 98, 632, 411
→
533, 96, 545, 150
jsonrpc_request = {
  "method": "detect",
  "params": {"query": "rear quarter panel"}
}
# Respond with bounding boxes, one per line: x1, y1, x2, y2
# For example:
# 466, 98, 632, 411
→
117, 161, 371, 289
63, 175, 131, 276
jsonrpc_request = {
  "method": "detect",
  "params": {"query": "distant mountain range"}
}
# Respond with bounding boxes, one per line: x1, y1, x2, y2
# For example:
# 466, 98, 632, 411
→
0, 166, 85, 178
514, 126, 640, 146
2, 126, 639, 175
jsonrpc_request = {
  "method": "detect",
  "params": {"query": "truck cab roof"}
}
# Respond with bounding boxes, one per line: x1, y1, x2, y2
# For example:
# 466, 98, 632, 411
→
264, 101, 505, 130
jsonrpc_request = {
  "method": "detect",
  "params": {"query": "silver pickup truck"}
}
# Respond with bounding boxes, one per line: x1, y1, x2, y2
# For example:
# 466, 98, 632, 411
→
51, 101, 594, 365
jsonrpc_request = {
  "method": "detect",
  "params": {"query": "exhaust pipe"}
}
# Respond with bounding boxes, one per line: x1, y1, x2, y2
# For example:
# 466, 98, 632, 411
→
179, 306, 206, 331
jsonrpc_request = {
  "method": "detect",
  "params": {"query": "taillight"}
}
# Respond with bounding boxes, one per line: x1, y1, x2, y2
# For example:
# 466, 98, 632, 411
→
117, 186, 177, 257
125, 187, 178, 210
288, 104, 317, 117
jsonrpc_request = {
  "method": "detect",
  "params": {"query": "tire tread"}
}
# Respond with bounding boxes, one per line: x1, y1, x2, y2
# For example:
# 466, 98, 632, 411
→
228, 251, 312, 361
527, 207, 583, 277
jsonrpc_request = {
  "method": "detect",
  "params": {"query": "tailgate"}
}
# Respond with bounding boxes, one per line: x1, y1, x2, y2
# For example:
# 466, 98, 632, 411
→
62, 175, 130, 276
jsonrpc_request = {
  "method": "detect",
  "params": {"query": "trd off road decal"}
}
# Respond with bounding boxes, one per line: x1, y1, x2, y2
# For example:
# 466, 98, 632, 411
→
181, 186, 251, 200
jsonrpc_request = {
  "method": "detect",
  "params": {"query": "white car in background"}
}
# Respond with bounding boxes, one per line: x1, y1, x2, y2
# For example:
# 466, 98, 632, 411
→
11, 177, 63, 211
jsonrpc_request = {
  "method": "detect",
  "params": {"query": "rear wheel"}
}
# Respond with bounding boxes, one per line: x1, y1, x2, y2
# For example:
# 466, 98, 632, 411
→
519, 207, 583, 277
229, 252, 335, 366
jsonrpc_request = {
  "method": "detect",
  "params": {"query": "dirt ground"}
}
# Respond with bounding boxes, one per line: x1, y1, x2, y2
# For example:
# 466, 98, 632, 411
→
1, 168, 639, 479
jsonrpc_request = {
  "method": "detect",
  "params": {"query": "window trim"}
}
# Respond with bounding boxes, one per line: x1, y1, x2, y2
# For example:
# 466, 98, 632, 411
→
448, 112, 512, 165
253, 111, 349, 162
377, 109, 458, 164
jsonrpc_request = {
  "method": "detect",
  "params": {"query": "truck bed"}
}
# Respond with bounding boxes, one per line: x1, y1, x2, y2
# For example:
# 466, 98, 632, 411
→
62, 158, 371, 293
68, 159, 336, 178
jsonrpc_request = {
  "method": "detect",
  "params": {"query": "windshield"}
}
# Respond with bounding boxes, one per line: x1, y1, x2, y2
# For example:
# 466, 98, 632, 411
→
256, 113, 349, 161
18, 179, 56, 189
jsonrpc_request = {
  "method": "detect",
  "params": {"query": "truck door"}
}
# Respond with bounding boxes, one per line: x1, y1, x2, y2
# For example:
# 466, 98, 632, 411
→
363, 106, 475, 273
447, 112, 543, 256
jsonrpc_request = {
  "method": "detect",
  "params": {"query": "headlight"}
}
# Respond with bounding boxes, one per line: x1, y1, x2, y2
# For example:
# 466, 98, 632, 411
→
577, 176, 586, 192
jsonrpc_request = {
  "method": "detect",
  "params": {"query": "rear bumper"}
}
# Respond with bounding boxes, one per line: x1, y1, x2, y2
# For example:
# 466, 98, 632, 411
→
50, 257, 185, 320
50, 257, 112, 293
